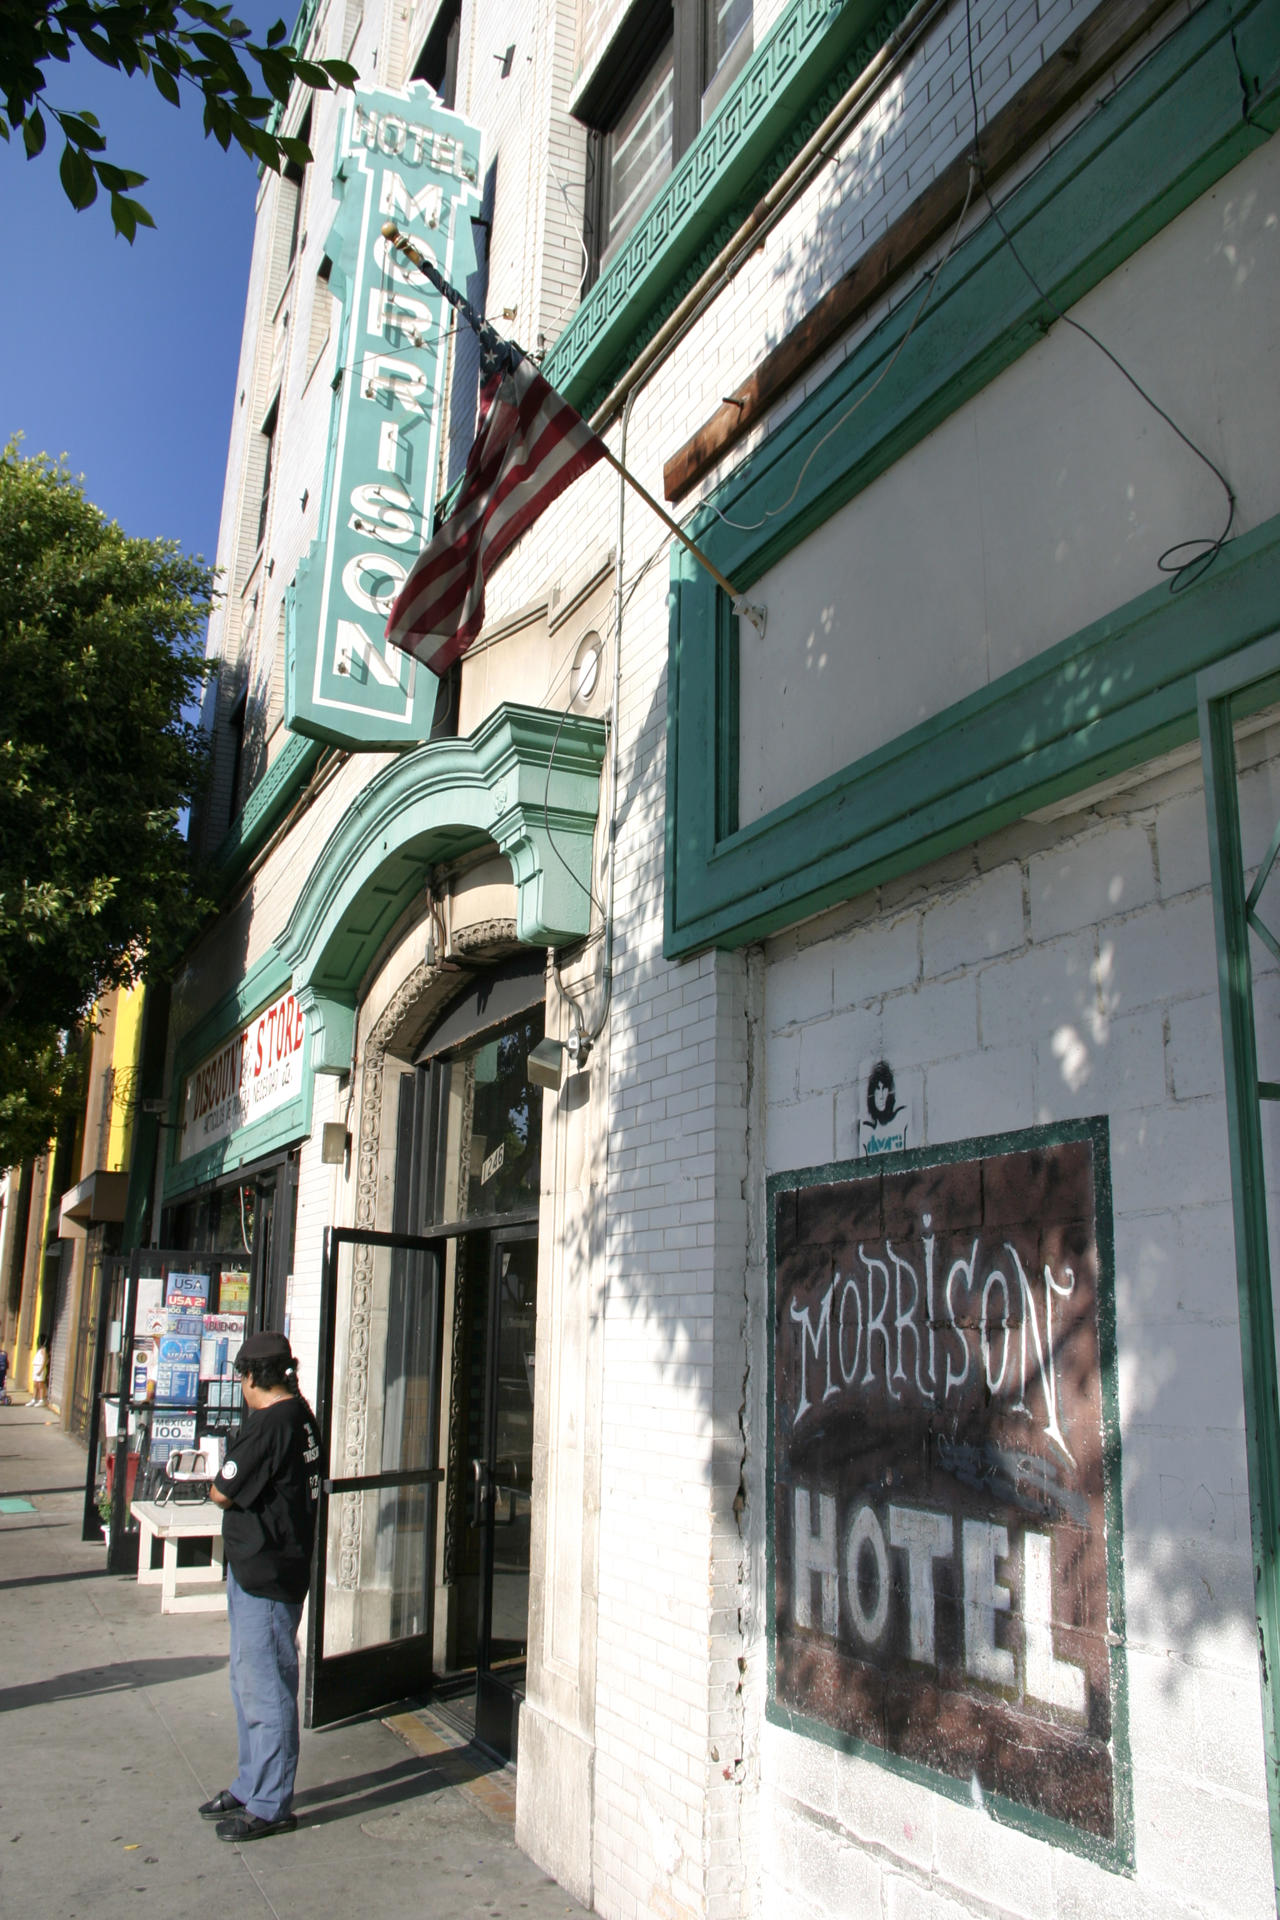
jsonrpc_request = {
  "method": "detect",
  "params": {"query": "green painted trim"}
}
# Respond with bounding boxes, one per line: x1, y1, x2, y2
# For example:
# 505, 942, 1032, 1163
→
264, 0, 323, 144
165, 703, 604, 1201
764, 1118, 1132, 1874
666, 0, 1280, 960
209, 732, 325, 893
276, 700, 607, 992
172, 952, 295, 1081
1197, 634, 1280, 1914
161, 1092, 311, 1203
543, 0, 914, 414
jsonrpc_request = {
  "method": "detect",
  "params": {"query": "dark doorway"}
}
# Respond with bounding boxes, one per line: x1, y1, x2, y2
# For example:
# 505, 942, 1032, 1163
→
309, 962, 545, 1759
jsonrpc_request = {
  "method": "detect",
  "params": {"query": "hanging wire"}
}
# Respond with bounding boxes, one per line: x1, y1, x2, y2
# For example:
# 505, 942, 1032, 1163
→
960, 0, 1234, 592
705, 165, 978, 534
542, 689, 608, 921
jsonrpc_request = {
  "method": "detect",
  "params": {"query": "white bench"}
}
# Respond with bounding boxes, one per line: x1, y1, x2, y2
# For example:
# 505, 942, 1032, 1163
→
130, 1498, 226, 1614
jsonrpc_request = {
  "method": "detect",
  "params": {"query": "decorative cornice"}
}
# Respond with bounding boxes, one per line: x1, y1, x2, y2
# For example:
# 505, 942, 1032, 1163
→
277, 701, 605, 1004
208, 730, 326, 894
543, 0, 914, 416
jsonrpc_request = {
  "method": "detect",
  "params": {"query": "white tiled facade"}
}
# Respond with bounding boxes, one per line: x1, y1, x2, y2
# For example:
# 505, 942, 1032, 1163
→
759, 748, 1279, 1919
175, 0, 1280, 1914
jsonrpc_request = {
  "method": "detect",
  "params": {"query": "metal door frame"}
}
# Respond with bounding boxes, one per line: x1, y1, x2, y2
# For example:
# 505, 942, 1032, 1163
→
306, 1225, 447, 1729
1198, 631, 1280, 1911
472, 1220, 538, 1759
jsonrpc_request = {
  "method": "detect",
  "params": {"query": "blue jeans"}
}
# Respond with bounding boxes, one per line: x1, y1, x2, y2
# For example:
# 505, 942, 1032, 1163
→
226, 1566, 303, 1820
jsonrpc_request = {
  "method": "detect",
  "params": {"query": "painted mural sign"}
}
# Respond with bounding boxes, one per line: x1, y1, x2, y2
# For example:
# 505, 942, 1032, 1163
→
770, 1121, 1126, 1857
178, 989, 307, 1162
287, 81, 482, 746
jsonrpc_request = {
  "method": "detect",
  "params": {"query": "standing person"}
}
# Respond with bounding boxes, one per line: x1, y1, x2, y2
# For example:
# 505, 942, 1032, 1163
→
203, 1331, 322, 1842
30, 1336, 49, 1407
0, 1342, 9, 1403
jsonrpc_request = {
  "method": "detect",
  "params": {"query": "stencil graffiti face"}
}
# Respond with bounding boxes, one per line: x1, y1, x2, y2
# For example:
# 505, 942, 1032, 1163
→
770, 1123, 1121, 1848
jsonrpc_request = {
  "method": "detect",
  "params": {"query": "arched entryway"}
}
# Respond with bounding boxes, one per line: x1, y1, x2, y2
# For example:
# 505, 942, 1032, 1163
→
291, 707, 605, 1747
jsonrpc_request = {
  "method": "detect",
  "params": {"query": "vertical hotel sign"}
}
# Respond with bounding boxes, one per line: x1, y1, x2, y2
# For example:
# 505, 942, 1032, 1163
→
287, 83, 482, 747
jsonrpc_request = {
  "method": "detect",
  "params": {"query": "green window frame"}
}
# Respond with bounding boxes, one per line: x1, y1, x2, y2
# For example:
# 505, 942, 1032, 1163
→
547, 0, 916, 413
664, 0, 1280, 961
1198, 632, 1280, 1907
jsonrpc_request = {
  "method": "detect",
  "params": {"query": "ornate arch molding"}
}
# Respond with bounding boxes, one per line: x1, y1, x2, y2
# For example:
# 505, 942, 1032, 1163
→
277, 702, 605, 1071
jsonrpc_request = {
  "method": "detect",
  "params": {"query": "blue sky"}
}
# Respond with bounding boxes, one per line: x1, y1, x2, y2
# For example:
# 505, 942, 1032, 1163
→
0, 8, 301, 569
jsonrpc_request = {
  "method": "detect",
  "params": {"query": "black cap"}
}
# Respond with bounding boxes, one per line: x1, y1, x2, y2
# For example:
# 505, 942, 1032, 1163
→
234, 1330, 294, 1371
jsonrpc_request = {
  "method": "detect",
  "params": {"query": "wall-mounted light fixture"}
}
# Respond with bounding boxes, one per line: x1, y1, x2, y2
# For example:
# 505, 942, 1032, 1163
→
528, 1024, 592, 1093
321, 1122, 352, 1165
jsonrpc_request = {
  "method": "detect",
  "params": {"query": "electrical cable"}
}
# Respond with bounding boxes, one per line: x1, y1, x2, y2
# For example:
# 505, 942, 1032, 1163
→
541, 695, 608, 920
960, 0, 1235, 592
545, 158, 593, 341
704, 163, 977, 534
536, 529, 669, 928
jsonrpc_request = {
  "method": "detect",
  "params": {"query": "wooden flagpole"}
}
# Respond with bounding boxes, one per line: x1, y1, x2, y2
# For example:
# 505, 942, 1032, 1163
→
381, 223, 765, 630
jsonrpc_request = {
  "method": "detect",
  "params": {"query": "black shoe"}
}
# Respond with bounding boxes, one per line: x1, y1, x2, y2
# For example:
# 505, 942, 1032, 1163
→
198, 1789, 244, 1822
215, 1810, 298, 1843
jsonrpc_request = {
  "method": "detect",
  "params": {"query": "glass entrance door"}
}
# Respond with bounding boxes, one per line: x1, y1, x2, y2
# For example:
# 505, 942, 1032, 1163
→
306, 1227, 446, 1729
473, 1227, 538, 1760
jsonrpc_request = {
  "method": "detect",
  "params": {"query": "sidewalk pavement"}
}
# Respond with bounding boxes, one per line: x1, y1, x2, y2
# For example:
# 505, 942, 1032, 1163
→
0, 1401, 587, 1919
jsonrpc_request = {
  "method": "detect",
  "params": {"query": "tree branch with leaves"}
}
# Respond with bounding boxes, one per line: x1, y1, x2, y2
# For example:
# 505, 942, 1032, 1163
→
0, 1, 357, 239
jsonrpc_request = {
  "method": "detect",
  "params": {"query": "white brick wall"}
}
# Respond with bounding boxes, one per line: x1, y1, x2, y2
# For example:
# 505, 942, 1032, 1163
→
756, 744, 1280, 1919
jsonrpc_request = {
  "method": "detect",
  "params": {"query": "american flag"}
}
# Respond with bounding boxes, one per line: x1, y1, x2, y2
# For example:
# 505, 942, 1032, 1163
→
385, 327, 605, 674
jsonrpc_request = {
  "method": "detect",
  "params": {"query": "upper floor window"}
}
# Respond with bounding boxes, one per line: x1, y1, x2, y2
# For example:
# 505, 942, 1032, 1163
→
578, 0, 753, 279
256, 399, 278, 553
601, 38, 674, 265
283, 107, 312, 270
703, 0, 751, 113
413, 0, 461, 110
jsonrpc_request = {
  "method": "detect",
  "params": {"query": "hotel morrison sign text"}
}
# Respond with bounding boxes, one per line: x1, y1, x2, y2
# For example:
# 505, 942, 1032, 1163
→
287, 82, 482, 747
768, 1120, 1129, 1865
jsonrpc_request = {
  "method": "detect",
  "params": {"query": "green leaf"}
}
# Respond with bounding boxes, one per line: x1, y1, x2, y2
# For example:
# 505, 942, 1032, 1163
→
244, 124, 280, 170
203, 97, 233, 150
277, 135, 313, 167
22, 110, 46, 159
152, 61, 181, 105
256, 50, 293, 103
60, 113, 108, 152
191, 29, 236, 63
58, 143, 98, 211
291, 58, 330, 87
110, 192, 138, 243
266, 18, 288, 45
96, 162, 148, 192
320, 58, 358, 86
79, 27, 118, 67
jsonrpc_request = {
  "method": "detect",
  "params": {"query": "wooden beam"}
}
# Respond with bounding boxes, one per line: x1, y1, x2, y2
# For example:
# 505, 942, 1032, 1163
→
663, 0, 1178, 503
